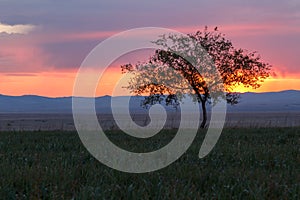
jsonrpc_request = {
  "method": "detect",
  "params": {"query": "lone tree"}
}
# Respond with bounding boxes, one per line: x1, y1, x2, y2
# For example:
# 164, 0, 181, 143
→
121, 27, 272, 128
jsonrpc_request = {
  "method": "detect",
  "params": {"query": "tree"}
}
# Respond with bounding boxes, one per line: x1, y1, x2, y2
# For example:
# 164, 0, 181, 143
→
121, 27, 272, 128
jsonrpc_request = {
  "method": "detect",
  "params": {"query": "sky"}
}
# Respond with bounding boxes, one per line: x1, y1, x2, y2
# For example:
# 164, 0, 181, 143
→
0, 0, 300, 97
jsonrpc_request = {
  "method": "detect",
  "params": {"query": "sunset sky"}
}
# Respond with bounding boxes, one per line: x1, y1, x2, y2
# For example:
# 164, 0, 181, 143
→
1, 0, 300, 97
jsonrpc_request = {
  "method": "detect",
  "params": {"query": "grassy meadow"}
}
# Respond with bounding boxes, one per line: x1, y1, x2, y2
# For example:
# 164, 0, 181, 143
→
0, 128, 299, 199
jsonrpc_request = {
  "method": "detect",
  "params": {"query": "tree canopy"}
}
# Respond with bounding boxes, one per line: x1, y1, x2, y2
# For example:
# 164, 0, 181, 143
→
121, 27, 272, 128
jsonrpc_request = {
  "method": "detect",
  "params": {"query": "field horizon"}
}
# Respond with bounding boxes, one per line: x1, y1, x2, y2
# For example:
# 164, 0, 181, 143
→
1, 89, 299, 131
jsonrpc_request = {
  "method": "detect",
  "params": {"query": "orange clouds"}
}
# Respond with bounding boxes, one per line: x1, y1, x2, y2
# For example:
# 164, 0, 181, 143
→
1, 24, 300, 97
0, 67, 129, 97
1, 69, 300, 97
0, 72, 75, 97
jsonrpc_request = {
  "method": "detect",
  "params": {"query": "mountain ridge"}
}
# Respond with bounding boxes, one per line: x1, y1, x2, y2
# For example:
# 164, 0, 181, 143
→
1, 90, 299, 113
1, 90, 300, 99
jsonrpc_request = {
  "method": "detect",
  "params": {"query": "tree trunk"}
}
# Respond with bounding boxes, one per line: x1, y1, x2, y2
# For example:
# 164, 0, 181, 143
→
200, 100, 207, 129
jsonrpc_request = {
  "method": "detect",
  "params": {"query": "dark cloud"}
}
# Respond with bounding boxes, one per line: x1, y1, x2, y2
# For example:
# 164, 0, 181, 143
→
1, 0, 297, 31
0, 0, 299, 75
41, 40, 98, 70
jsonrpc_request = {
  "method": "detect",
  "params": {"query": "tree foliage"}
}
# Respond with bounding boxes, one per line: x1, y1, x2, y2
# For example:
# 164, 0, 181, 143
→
121, 27, 272, 128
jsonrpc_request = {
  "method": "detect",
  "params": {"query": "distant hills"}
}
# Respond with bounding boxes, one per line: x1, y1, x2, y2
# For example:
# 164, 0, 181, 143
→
1, 90, 300, 113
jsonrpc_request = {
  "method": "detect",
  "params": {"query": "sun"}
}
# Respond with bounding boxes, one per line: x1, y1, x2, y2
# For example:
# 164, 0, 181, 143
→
230, 84, 253, 93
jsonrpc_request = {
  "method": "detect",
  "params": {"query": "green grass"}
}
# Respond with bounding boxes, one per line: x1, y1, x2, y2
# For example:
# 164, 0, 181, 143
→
0, 128, 299, 199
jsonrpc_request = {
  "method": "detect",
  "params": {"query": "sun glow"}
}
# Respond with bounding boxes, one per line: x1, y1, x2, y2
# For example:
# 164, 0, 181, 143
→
1, 70, 300, 97
231, 77, 300, 93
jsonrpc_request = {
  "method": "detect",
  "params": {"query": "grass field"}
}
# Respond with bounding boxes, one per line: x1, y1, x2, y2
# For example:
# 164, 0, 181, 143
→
0, 128, 299, 199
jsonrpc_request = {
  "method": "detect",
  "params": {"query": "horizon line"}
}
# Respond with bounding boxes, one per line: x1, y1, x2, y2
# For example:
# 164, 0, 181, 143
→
1, 89, 299, 99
